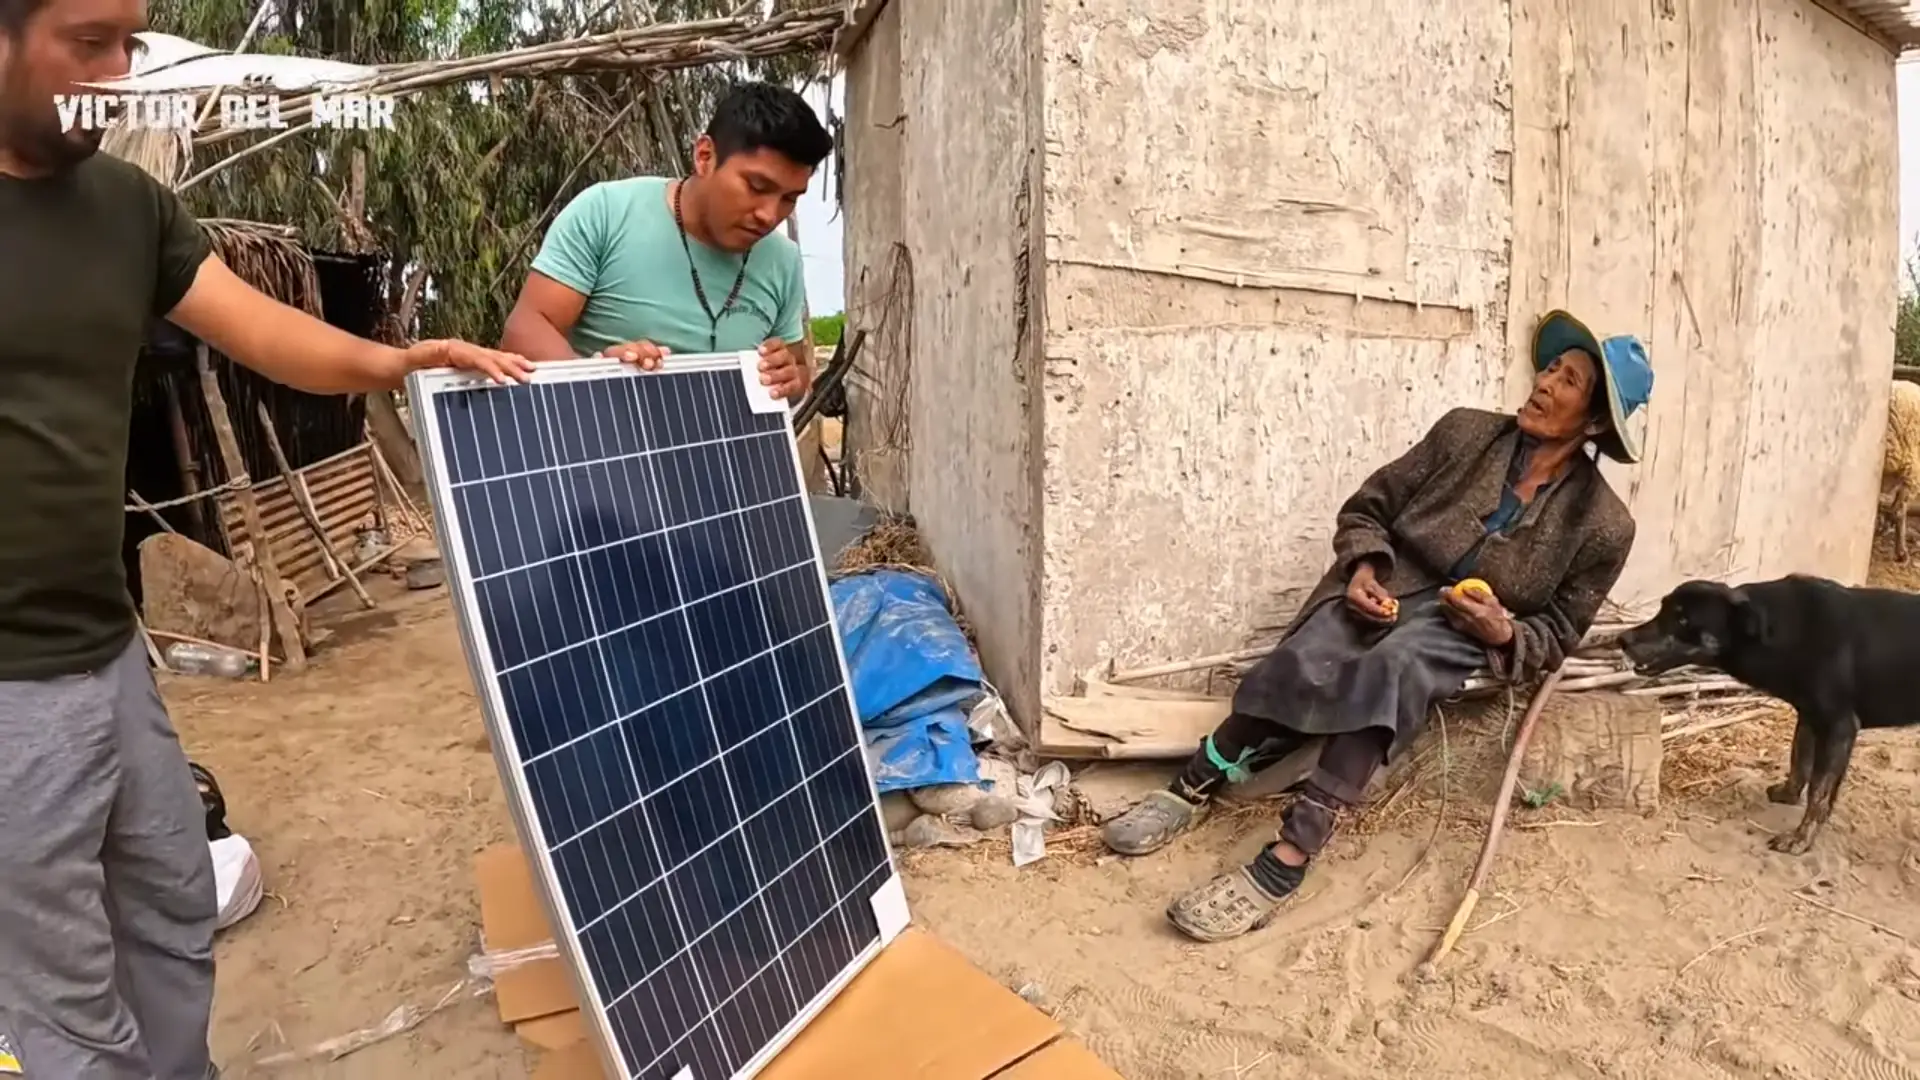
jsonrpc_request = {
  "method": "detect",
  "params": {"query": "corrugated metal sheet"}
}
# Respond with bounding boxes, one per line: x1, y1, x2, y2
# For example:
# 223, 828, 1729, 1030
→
1833, 0, 1920, 49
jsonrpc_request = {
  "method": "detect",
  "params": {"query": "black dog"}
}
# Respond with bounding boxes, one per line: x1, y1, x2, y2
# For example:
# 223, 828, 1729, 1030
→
1619, 575, 1920, 854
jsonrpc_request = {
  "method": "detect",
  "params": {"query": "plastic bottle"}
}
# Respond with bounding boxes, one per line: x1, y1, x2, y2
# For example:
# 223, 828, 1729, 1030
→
163, 641, 252, 678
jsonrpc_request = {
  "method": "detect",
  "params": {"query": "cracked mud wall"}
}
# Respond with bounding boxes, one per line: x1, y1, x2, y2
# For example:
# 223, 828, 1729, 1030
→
1508, 0, 1896, 604
1037, 0, 1895, 697
847, 0, 1897, 718
1037, 1, 1516, 695
841, 0, 909, 515
844, 0, 1046, 724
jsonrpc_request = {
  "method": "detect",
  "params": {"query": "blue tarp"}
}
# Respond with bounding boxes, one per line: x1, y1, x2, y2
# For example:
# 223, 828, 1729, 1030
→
829, 569, 985, 793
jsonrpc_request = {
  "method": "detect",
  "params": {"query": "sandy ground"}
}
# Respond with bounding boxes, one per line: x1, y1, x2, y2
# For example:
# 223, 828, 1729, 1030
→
183, 537, 1920, 1079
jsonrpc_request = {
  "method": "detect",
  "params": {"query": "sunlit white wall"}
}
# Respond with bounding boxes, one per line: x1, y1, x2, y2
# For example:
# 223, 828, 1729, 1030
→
1902, 58, 1919, 262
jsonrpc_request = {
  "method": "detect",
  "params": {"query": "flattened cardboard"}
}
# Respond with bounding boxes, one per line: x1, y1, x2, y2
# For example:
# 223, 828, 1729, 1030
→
756, 928, 1061, 1079
473, 846, 577, 1023
516, 1010, 588, 1053
475, 845, 1122, 1079
997, 1038, 1119, 1078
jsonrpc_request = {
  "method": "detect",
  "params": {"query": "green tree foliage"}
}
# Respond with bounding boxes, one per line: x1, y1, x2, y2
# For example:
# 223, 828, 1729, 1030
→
153, 0, 821, 343
809, 312, 843, 347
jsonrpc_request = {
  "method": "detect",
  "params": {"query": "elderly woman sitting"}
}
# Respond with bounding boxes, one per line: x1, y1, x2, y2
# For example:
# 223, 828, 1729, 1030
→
1100, 310, 1653, 943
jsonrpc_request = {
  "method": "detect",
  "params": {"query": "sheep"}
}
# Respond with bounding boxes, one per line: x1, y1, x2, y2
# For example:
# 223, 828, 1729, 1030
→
1884, 380, 1920, 560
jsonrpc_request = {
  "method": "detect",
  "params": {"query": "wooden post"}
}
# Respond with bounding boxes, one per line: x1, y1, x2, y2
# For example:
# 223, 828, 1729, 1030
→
785, 215, 826, 493
365, 391, 425, 501
369, 439, 429, 536
196, 345, 306, 671
365, 260, 428, 504
256, 401, 375, 609
368, 468, 393, 537
161, 377, 208, 538
256, 580, 272, 681
348, 149, 367, 239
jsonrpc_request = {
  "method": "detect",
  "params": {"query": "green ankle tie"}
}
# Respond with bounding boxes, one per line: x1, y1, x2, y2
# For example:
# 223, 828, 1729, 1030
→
1204, 734, 1255, 785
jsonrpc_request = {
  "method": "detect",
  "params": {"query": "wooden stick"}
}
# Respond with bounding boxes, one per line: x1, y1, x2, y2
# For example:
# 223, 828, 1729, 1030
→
1790, 890, 1911, 944
1108, 648, 1270, 683
196, 345, 306, 670
125, 487, 181, 536
256, 401, 375, 609
1428, 665, 1566, 965
1554, 669, 1641, 692
1677, 927, 1767, 977
1625, 677, 1744, 698
786, 212, 829, 494
256, 579, 272, 682
304, 542, 402, 603
161, 378, 209, 538
1662, 706, 1779, 742
369, 439, 429, 535
477, 96, 643, 299
189, 0, 275, 128
176, 118, 319, 193
148, 626, 277, 664
1660, 694, 1770, 721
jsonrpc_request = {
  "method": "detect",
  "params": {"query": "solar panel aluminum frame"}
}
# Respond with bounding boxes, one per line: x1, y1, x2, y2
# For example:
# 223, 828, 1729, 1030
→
407, 351, 911, 1080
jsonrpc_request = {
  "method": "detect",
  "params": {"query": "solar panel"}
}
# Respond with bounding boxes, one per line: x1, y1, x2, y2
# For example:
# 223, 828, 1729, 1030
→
408, 353, 909, 1080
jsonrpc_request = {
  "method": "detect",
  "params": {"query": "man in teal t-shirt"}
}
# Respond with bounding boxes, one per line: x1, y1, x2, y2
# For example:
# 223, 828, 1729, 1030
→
503, 81, 831, 400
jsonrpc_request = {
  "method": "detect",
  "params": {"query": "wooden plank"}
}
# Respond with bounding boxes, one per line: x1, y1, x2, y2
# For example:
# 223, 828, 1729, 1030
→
256, 402, 375, 609
834, 0, 891, 56
256, 507, 378, 593
1045, 696, 1230, 742
224, 490, 374, 564
1038, 716, 1199, 761
226, 482, 377, 553
217, 453, 376, 526
1078, 676, 1220, 702
197, 345, 305, 671
1805, 0, 1901, 54
221, 480, 378, 548
1037, 696, 1228, 760
216, 442, 383, 599
228, 496, 378, 592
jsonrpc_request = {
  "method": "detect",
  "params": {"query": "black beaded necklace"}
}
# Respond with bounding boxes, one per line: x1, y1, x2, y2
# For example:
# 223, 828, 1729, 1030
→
671, 179, 750, 352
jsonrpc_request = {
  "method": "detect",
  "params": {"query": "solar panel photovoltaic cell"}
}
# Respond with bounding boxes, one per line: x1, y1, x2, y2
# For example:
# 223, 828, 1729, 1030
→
408, 354, 908, 1080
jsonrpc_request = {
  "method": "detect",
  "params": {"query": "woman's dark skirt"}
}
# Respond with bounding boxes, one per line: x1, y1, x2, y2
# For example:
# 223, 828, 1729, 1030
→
1230, 587, 1487, 759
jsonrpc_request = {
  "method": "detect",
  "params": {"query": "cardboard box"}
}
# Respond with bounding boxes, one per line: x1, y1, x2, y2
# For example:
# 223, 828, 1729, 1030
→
475, 846, 1122, 1079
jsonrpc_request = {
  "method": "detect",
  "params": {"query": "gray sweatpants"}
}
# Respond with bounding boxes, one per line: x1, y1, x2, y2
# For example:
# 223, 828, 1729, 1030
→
0, 637, 216, 1078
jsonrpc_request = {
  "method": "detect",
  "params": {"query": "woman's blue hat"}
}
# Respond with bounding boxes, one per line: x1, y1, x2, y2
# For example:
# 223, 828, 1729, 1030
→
1533, 310, 1653, 464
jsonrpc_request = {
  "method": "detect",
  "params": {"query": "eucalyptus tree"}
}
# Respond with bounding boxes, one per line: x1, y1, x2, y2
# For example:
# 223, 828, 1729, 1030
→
152, 0, 817, 342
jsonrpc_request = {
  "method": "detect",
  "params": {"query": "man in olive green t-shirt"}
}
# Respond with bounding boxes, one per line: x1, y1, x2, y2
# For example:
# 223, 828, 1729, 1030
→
502, 81, 829, 400
0, 0, 530, 1074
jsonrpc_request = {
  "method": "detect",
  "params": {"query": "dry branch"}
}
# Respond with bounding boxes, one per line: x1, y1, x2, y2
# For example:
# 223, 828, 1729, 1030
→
256, 401, 376, 610
196, 345, 306, 672
189, 7, 843, 162
1663, 707, 1781, 743
479, 95, 644, 298
1790, 890, 1911, 944
1428, 666, 1566, 966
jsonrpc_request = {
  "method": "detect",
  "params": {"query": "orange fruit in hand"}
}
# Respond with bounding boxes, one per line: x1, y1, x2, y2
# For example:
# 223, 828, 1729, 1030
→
1454, 578, 1493, 601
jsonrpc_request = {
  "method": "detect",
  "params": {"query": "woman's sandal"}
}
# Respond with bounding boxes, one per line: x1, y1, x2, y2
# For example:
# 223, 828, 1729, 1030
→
1165, 867, 1285, 943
